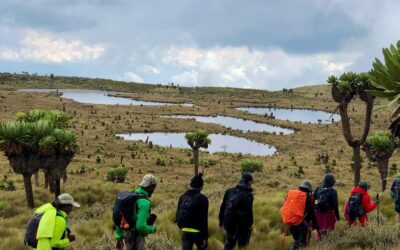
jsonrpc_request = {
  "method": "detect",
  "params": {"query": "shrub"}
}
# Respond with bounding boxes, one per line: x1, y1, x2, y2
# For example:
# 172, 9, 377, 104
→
366, 130, 397, 151
240, 159, 263, 173
106, 167, 128, 183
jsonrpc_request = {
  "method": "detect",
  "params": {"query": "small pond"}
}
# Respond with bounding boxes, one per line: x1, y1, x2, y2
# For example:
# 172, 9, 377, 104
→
117, 132, 276, 156
162, 115, 293, 134
18, 89, 193, 107
237, 107, 340, 124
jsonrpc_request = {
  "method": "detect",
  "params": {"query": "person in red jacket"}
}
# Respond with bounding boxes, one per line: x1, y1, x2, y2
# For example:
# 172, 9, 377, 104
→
344, 181, 378, 226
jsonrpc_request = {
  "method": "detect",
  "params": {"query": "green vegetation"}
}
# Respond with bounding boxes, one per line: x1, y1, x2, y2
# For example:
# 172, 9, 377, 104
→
185, 130, 211, 175
106, 167, 128, 183
240, 159, 263, 172
0, 109, 77, 207
328, 71, 375, 186
369, 40, 400, 114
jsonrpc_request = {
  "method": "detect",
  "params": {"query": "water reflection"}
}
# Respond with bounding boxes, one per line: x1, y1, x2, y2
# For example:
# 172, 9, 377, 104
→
117, 132, 276, 156
162, 115, 293, 134
237, 107, 340, 124
18, 89, 193, 106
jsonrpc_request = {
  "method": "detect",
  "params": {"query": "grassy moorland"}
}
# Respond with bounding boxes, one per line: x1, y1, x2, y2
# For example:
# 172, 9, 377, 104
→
0, 73, 399, 250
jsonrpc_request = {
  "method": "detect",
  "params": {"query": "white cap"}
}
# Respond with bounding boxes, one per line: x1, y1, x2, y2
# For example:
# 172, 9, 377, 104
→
58, 193, 80, 208
140, 174, 157, 188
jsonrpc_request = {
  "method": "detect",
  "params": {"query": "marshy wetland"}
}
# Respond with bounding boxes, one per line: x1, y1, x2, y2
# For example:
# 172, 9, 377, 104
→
0, 73, 398, 250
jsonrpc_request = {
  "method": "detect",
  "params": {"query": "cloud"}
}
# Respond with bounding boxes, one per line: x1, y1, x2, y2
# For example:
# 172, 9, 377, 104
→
138, 65, 161, 74
121, 72, 144, 83
171, 71, 198, 86
156, 46, 358, 90
0, 30, 105, 63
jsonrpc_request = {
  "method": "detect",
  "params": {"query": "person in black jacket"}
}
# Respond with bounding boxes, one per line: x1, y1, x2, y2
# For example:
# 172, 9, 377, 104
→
313, 174, 340, 238
219, 172, 253, 250
289, 180, 320, 250
176, 174, 209, 250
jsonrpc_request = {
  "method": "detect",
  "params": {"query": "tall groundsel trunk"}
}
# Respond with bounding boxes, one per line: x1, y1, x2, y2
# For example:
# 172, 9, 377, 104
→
377, 159, 389, 191
352, 146, 361, 187
55, 179, 61, 198
23, 174, 34, 208
193, 148, 199, 175
34, 171, 39, 187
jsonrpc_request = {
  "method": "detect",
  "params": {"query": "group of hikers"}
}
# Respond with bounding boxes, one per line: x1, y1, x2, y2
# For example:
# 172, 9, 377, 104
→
24, 172, 400, 250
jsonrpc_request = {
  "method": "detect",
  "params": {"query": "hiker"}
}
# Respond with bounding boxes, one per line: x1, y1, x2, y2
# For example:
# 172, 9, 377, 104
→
344, 181, 377, 226
115, 174, 157, 250
26, 193, 80, 250
313, 174, 340, 238
281, 180, 319, 250
390, 177, 400, 223
219, 172, 254, 250
176, 173, 209, 250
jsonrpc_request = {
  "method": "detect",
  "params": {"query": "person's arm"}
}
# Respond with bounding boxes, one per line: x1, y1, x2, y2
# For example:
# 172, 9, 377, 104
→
362, 194, 377, 213
135, 199, 156, 235
331, 189, 340, 220
176, 195, 182, 224
199, 195, 209, 240
49, 216, 70, 248
219, 190, 229, 226
243, 193, 254, 228
313, 187, 319, 200
390, 180, 398, 200
307, 195, 319, 231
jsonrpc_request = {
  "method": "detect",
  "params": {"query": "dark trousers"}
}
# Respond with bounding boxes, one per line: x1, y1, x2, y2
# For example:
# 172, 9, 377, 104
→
124, 229, 145, 250
224, 226, 251, 250
289, 222, 311, 250
182, 232, 206, 250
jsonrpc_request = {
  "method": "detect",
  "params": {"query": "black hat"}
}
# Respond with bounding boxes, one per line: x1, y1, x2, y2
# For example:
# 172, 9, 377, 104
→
358, 181, 371, 190
241, 172, 253, 183
190, 173, 204, 189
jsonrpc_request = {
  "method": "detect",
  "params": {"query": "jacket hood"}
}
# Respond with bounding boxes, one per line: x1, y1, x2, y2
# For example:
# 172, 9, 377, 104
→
236, 180, 252, 192
322, 174, 336, 188
35, 203, 56, 214
351, 186, 368, 195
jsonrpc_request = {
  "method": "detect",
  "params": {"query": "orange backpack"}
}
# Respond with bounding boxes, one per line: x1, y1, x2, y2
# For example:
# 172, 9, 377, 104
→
280, 190, 307, 226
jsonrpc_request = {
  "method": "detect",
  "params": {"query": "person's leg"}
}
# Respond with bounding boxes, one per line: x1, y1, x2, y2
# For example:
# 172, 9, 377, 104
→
193, 232, 206, 250
224, 227, 237, 250
290, 223, 308, 249
182, 232, 195, 250
358, 215, 368, 227
237, 227, 251, 248
124, 230, 134, 250
135, 235, 145, 250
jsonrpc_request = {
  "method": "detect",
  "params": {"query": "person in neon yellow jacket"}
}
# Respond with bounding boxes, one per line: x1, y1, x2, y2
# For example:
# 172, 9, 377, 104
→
35, 193, 80, 250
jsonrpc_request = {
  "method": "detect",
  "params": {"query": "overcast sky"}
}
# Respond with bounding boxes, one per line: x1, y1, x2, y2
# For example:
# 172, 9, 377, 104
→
0, 0, 399, 90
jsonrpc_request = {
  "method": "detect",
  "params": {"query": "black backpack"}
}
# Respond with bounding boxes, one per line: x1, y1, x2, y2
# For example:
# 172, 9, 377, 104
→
24, 211, 66, 248
112, 191, 147, 229
316, 188, 331, 212
347, 193, 365, 220
223, 188, 245, 225
176, 192, 200, 229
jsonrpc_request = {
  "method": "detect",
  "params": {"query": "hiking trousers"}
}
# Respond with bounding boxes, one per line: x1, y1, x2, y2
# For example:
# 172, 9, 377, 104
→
224, 226, 251, 250
181, 232, 206, 250
123, 230, 145, 250
289, 222, 311, 250
347, 215, 368, 227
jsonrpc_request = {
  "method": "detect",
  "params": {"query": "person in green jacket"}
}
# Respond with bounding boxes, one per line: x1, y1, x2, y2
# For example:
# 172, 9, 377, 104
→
35, 193, 80, 250
116, 174, 158, 250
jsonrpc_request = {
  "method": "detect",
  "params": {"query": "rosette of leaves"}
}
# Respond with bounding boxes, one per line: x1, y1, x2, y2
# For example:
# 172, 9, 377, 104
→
365, 130, 398, 191
329, 72, 358, 103
0, 121, 41, 207
368, 41, 400, 117
185, 130, 211, 175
